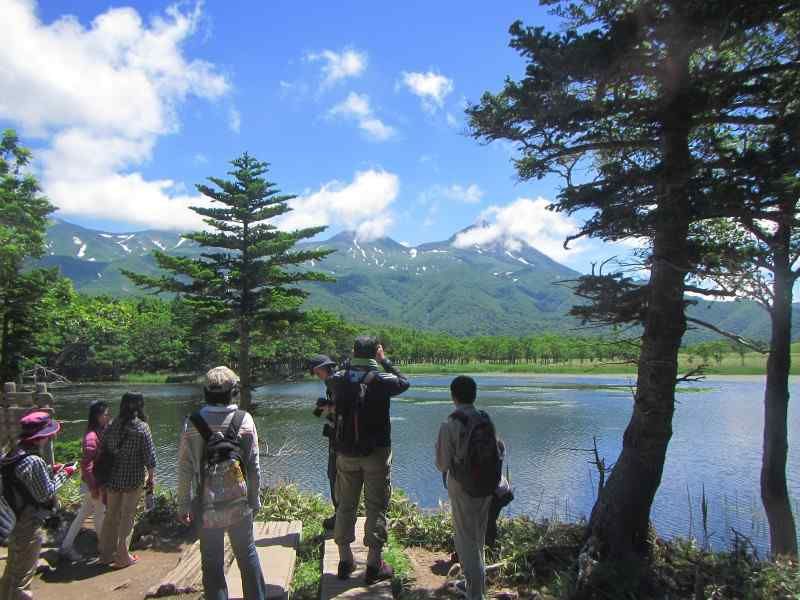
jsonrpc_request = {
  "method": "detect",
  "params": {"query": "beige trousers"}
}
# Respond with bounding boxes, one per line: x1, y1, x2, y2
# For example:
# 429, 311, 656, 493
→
0, 508, 43, 600
98, 488, 141, 564
448, 475, 492, 600
334, 447, 392, 549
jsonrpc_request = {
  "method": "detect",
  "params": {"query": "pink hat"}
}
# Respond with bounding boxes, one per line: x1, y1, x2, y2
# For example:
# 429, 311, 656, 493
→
19, 411, 60, 443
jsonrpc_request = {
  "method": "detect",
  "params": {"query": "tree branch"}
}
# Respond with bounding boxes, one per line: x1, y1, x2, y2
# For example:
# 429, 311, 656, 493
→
685, 316, 768, 353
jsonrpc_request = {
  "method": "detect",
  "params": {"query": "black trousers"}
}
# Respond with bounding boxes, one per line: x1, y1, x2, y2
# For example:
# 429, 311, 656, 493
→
327, 445, 337, 507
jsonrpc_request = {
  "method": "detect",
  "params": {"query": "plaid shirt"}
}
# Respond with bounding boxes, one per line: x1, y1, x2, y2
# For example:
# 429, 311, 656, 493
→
101, 418, 157, 490
5, 450, 69, 520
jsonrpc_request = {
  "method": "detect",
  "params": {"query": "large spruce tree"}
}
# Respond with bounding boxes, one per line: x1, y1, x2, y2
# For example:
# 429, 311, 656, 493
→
125, 153, 332, 409
467, 0, 799, 582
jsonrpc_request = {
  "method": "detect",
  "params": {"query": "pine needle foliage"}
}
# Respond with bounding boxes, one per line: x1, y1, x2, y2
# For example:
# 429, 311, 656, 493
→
123, 153, 333, 407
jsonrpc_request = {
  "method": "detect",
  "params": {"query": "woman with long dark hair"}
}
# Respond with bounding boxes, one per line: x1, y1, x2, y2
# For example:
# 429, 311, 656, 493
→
97, 392, 156, 568
60, 400, 111, 562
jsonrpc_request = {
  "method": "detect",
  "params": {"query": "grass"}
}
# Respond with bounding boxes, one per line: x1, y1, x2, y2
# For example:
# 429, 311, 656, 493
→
257, 484, 329, 600
400, 350, 799, 376
257, 484, 800, 600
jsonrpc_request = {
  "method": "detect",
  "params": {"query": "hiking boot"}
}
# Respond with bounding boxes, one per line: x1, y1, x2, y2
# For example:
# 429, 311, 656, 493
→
322, 514, 336, 530
337, 560, 355, 580
365, 560, 393, 585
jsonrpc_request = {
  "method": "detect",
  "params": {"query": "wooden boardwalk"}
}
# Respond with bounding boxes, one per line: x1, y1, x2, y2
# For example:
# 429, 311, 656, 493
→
320, 517, 392, 600
227, 520, 302, 600
145, 521, 300, 599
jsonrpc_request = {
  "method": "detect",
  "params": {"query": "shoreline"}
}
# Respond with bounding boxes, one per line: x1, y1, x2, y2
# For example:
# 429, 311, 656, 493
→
67, 371, 785, 386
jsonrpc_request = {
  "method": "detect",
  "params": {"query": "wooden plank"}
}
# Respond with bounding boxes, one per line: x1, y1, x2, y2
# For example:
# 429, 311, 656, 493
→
145, 533, 234, 598
227, 521, 302, 600
320, 517, 392, 600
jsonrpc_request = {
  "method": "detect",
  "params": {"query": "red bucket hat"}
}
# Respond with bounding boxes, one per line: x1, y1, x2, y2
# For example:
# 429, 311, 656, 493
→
19, 411, 60, 443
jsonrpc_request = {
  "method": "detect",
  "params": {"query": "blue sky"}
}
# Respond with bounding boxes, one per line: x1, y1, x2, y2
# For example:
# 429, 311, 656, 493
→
1, 1, 637, 272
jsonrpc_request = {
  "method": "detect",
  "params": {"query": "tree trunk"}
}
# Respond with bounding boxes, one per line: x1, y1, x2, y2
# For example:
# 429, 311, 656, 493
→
580, 41, 692, 569
239, 317, 252, 411
0, 304, 12, 384
761, 216, 798, 557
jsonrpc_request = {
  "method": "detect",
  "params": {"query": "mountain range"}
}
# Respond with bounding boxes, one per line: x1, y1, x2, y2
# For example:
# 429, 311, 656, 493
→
37, 219, 776, 340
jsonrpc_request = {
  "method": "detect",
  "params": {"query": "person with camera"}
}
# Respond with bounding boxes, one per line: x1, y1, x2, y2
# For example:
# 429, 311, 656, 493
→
329, 336, 409, 585
307, 354, 338, 530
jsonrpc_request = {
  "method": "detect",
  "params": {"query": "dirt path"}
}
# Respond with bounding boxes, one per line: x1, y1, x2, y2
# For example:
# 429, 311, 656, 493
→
405, 547, 453, 599
0, 546, 187, 600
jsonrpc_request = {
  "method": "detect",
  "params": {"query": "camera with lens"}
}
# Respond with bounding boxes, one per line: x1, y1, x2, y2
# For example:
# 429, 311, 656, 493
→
313, 396, 335, 418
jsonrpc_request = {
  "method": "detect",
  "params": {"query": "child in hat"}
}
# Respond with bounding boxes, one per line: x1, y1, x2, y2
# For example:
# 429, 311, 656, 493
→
0, 411, 77, 600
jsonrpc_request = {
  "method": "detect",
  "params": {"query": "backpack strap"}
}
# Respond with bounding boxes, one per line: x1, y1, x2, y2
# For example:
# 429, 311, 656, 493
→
225, 410, 246, 440
189, 412, 213, 442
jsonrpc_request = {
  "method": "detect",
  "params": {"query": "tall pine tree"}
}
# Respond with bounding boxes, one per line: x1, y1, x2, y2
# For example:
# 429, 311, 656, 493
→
467, 0, 799, 583
125, 153, 332, 409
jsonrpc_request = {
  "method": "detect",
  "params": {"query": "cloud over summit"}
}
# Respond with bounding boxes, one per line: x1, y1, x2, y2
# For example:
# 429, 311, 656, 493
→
453, 197, 584, 262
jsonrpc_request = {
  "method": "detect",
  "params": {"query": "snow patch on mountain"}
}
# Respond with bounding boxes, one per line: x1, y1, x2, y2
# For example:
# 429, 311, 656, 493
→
409, 249, 417, 259
73, 236, 82, 245
77, 243, 87, 258
152, 240, 166, 251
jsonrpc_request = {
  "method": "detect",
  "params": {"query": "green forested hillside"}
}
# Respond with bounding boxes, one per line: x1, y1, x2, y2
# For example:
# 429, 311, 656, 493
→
38, 219, 777, 341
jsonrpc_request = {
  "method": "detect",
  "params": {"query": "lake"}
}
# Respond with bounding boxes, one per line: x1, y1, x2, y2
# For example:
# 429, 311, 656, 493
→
49, 374, 799, 553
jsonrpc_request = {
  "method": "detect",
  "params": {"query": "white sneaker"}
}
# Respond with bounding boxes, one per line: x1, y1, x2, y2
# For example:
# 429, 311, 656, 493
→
60, 547, 82, 562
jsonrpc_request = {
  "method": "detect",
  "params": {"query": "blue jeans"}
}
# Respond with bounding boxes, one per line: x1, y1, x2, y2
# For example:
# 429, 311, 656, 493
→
199, 514, 266, 600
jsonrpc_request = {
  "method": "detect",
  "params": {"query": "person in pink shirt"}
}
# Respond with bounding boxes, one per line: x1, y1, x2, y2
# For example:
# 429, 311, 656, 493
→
60, 401, 110, 562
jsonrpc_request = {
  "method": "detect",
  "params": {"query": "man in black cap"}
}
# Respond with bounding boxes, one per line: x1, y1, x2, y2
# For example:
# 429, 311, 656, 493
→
329, 336, 409, 585
307, 354, 339, 530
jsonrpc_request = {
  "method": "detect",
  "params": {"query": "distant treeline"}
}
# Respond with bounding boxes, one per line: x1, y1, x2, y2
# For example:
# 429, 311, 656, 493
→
19, 282, 749, 382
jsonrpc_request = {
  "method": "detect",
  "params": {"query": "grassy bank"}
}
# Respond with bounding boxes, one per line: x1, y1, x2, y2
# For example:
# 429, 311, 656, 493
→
94, 348, 789, 385
401, 350, 795, 376
257, 485, 800, 600
54, 482, 800, 599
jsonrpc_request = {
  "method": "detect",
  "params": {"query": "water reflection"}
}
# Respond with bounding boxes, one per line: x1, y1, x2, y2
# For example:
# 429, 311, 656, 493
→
49, 375, 799, 552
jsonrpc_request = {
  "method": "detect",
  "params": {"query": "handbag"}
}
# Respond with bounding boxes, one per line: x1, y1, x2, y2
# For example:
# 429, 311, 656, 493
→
94, 426, 130, 486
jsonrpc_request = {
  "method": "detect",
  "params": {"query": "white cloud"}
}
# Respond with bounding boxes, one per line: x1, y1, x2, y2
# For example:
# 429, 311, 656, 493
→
452, 197, 585, 262
358, 118, 395, 141
329, 92, 396, 141
307, 48, 367, 87
277, 170, 399, 241
443, 184, 483, 204
330, 92, 371, 118
0, 0, 230, 230
228, 107, 241, 133
400, 70, 454, 112
193, 153, 208, 165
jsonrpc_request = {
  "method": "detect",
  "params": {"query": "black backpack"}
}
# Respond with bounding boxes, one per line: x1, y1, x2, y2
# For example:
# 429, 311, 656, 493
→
448, 410, 502, 497
189, 410, 249, 517
333, 370, 377, 457
189, 410, 247, 471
